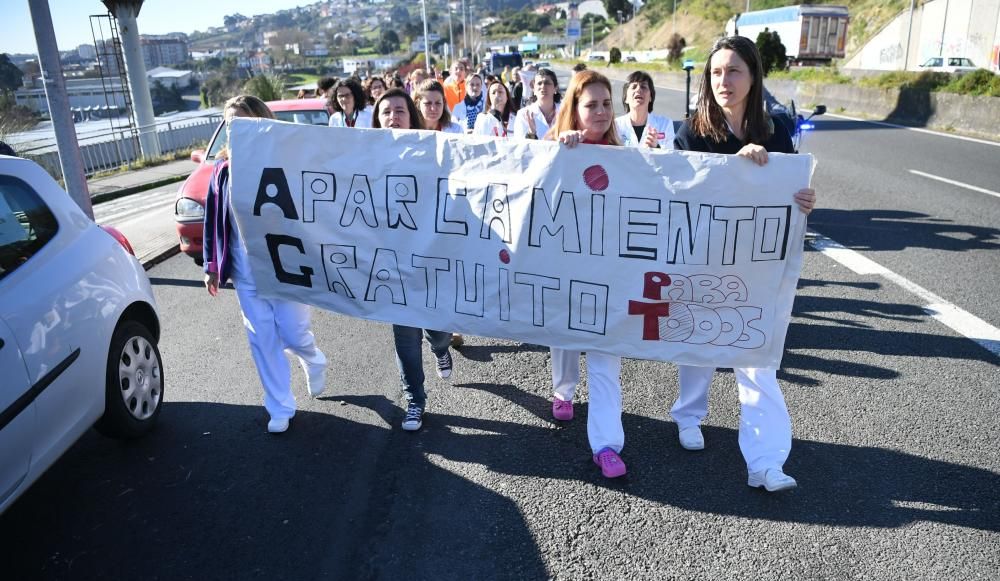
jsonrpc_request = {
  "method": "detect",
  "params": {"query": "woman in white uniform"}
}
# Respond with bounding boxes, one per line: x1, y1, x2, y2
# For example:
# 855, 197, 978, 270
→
545, 70, 627, 479
327, 78, 373, 128
451, 73, 486, 133
472, 79, 514, 138
615, 70, 675, 149
510, 68, 560, 140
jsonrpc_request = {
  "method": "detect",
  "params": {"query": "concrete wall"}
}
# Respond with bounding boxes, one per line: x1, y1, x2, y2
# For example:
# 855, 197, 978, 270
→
845, 0, 1000, 72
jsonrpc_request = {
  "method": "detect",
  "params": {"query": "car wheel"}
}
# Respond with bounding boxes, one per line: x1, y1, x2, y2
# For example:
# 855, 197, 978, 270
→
96, 320, 164, 439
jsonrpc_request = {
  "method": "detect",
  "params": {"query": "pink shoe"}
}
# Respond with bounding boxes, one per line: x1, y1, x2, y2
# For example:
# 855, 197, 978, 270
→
592, 448, 627, 478
552, 398, 574, 421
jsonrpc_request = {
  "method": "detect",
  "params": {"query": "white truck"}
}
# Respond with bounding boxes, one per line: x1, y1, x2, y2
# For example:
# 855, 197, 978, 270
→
726, 4, 850, 66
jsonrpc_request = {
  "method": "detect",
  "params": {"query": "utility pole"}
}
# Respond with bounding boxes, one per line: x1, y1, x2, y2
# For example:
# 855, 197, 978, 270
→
447, 4, 454, 71
421, 0, 431, 73
462, 0, 469, 60
903, 0, 916, 71
27, 0, 92, 218
673, 0, 678, 37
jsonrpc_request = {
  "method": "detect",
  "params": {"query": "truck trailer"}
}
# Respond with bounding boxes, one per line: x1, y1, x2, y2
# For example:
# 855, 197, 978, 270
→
726, 4, 849, 66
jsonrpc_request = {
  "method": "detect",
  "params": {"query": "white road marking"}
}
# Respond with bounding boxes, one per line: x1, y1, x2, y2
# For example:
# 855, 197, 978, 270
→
908, 169, 1000, 200
826, 112, 1000, 147
808, 230, 1000, 357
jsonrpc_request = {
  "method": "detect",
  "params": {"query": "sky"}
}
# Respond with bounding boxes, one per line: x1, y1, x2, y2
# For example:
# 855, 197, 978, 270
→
1, 0, 313, 55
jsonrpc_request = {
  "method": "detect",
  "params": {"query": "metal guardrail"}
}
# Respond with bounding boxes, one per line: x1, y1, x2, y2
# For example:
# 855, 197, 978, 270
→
18, 112, 223, 180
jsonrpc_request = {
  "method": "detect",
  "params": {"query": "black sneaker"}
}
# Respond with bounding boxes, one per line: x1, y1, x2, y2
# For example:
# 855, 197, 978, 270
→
435, 350, 453, 379
402, 402, 423, 431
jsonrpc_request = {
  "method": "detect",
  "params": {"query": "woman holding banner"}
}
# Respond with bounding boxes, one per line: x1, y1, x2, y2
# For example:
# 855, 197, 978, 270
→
671, 36, 816, 492
544, 70, 628, 479
511, 68, 561, 140
327, 78, 372, 129
413, 79, 464, 134
371, 89, 458, 432
203, 95, 328, 434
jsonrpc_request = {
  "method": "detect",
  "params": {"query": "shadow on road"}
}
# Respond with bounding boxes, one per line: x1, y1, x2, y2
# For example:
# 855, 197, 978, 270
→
443, 382, 999, 532
809, 209, 1000, 253
0, 402, 548, 581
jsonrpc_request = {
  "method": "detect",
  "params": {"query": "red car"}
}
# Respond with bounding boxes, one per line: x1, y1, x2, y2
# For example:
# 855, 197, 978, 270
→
174, 98, 330, 264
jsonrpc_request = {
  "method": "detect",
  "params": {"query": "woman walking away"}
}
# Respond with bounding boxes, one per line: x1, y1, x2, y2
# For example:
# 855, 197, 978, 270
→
203, 95, 328, 434
413, 79, 464, 133
327, 77, 373, 128
616, 70, 675, 149
511, 68, 560, 140
371, 89, 458, 431
544, 71, 627, 479
473, 79, 514, 138
672, 36, 816, 492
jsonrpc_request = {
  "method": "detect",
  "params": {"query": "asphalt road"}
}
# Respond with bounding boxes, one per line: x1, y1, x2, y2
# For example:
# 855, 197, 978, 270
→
1, 75, 998, 580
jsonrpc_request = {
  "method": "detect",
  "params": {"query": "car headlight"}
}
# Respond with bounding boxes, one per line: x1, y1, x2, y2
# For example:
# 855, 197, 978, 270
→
175, 197, 205, 219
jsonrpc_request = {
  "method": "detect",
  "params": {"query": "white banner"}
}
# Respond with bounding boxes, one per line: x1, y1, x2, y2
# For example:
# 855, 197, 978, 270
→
230, 119, 812, 368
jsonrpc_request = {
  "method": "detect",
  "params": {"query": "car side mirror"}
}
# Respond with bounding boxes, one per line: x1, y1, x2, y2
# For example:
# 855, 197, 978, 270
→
190, 149, 205, 164
813, 105, 826, 116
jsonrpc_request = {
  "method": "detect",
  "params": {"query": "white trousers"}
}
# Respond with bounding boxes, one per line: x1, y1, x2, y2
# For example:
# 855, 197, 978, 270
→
671, 366, 791, 473
235, 286, 326, 420
551, 348, 623, 454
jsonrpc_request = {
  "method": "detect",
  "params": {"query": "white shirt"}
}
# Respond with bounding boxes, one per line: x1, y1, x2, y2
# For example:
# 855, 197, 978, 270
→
472, 112, 512, 138
328, 108, 373, 128
615, 113, 675, 149
511, 102, 560, 140
436, 120, 465, 134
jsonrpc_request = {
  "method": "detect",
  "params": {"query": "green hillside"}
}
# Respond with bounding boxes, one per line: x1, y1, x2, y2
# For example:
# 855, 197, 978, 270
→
619, 0, 912, 62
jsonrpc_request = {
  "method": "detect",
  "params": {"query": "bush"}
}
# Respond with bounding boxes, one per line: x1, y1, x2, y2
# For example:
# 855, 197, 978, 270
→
755, 29, 787, 76
667, 33, 687, 62
243, 74, 285, 102
942, 68, 1000, 97
609, 47, 622, 64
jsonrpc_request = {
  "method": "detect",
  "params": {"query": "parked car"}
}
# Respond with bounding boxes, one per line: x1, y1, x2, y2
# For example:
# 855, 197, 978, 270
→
587, 55, 606, 62
918, 56, 978, 73
0, 155, 163, 514
174, 98, 330, 264
535, 61, 552, 69
624, 56, 638, 63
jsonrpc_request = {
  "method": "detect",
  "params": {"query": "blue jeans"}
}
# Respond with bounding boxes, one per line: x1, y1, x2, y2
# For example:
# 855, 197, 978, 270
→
391, 325, 451, 408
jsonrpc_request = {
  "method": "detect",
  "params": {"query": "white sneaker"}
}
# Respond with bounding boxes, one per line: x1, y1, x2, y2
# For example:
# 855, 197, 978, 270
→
678, 426, 705, 451
748, 468, 797, 492
267, 417, 290, 434
305, 360, 327, 398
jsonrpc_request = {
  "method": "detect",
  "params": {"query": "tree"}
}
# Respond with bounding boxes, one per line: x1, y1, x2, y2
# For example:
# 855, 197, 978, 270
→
0, 54, 24, 93
609, 47, 622, 64
378, 30, 400, 55
243, 74, 285, 102
667, 33, 686, 62
604, 0, 631, 23
755, 28, 787, 76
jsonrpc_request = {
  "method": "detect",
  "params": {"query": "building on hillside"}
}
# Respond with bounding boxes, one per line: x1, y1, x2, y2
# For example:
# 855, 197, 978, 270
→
141, 36, 189, 68
239, 51, 272, 73
15, 78, 127, 117
147, 66, 193, 89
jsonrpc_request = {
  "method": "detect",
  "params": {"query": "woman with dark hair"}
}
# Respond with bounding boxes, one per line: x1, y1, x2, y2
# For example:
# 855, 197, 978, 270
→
370, 88, 454, 432
511, 68, 560, 140
615, 70, 674, 149
204, 95, 328, 434
328, 78, 372, 128
544, 70, 626, 479
671, 36, 816, 493
371, 88, 425, 130
412, 79, 463, 133
472, 80, 514, 138
364, 76, 387, 106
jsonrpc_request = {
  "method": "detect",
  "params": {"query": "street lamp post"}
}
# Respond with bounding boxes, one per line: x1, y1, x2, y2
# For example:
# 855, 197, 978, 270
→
447, 3, 455, 71
462, 0, 469, 60
421, 0, 431, 73
673, 0, 678, 37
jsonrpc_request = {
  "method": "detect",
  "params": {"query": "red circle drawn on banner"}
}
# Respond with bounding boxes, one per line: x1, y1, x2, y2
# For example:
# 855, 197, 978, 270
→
583, 164, 609, 191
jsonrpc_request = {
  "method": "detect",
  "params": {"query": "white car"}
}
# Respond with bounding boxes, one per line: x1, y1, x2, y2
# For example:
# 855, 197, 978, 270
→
0, 155, 163, 514
918, 56, 978, 73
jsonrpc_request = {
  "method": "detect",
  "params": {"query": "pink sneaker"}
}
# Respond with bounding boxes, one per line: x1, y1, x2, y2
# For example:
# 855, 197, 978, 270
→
592, 448, 627, 478
552, 398, 574, 421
